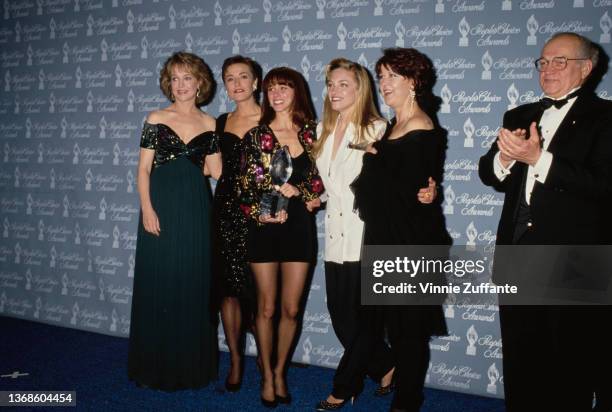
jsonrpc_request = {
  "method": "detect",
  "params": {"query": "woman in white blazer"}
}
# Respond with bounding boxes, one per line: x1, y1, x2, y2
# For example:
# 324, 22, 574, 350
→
313, 58, 435, 410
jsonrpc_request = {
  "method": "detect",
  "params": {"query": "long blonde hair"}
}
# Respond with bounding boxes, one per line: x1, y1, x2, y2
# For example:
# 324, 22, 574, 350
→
313, 58, 383, 158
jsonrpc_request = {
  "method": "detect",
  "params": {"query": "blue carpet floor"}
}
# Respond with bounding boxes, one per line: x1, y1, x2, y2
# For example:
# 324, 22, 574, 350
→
0, 316, 505, 411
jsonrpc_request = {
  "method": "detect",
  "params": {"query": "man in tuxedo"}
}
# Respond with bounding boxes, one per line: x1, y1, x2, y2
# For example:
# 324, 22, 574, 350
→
479, 32, 612, 412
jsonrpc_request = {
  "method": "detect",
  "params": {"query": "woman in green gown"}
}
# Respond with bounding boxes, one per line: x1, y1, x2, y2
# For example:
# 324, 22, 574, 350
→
128, 52, 221, 391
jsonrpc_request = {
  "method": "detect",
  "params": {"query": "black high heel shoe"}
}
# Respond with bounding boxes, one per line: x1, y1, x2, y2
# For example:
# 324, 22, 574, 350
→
275, 393, 292, 405
224, 361, 243, 392
224, 378, 241, 392
261, 396, 278, 409
261, 377, 277, 409
374, 380, 395, 396
375, 368, 396, 397
273, 370, 291, 405
315, 395, 356, 411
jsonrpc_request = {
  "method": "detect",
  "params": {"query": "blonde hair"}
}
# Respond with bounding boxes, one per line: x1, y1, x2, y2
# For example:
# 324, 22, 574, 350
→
313, 58, 383, 158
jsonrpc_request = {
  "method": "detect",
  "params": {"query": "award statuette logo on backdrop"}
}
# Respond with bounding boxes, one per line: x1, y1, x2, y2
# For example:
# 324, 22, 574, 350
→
444, 185, 455, 215
374, 0, 383, 16
263, 0, 272, 23
466, 324, 478, 356
601, 12, 612, 44
487, 363, 500, 394
481, 51, 493, 80
466, 221, 478, 252
260, 146, 293, 217
463, 117, 475, 148
507, 83, 519, 110
527, 15, 539, 46
441, 84, 452, 113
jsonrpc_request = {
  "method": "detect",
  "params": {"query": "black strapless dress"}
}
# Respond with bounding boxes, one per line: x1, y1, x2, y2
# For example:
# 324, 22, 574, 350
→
128, 122, 219, 391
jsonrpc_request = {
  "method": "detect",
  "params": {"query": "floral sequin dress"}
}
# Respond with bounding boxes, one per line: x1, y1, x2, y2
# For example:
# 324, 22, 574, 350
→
212, 113, 251, 300
128, 122, 219, 391
239, 121, 324, 262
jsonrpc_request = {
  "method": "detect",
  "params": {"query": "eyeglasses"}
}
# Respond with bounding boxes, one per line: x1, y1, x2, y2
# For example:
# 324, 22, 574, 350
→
534, 56, 589, 72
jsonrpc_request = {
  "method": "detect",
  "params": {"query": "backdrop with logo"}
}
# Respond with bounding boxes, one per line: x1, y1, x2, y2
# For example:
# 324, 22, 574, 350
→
1, 0, 611, 399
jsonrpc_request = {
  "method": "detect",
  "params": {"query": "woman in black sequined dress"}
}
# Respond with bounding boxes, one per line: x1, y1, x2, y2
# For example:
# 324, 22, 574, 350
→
212, 55, 262, 392
128, 52, 221, 391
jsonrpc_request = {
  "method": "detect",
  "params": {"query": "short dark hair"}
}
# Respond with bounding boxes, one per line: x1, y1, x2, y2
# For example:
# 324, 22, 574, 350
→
221, 55, 263, 100
375, 48, 437, 100
260, 67, 315, 128
159, 51, 214, 105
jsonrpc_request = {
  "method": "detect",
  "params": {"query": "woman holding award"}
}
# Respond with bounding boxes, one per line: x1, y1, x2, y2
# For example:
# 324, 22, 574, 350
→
239, 67, 323, 408
350, 48, 451, 412
313, 58, 437, 410
213, 55, 263, 392
128, 51, 221, 391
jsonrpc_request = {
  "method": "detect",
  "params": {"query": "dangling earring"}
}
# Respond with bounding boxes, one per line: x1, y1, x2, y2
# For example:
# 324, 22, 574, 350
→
408, 88, 416, 117
170, 93, 175, 102
196, 88, 200, 98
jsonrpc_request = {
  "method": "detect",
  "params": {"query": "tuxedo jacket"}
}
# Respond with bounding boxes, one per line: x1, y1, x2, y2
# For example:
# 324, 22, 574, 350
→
479, 91, 612, 246
315, 119, 387, 263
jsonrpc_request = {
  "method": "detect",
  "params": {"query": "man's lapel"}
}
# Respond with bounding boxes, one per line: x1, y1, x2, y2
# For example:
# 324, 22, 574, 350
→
546, 92, 593, 154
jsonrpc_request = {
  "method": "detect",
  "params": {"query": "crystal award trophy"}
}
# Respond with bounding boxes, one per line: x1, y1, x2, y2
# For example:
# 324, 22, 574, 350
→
260, 145, 293, 217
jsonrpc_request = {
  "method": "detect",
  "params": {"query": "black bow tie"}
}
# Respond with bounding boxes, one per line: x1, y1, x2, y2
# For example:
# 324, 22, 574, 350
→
540, 89, 581, 110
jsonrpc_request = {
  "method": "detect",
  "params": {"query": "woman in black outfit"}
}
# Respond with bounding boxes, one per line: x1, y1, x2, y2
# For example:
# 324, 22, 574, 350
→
213, 55, 262, 392
239, 67, 323, 408
349, 48, 451, 412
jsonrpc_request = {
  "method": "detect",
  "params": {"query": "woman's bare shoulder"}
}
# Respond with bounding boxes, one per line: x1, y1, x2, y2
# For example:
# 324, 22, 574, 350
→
146, 109, 173, 124
197, 111, 216, 131
406, 114, 433, 131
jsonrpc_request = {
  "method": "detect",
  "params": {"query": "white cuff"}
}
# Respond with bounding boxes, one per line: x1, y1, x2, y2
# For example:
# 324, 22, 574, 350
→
532, 151, 553, 183
493, 152, 515, 181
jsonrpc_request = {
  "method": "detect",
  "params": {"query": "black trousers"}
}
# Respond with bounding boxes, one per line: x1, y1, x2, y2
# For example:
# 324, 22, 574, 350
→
499, 304, 597, 412
324, 261, 394, 399
387, 333, 430, 412
333, 302, 431, 411
500, 229, 599, 412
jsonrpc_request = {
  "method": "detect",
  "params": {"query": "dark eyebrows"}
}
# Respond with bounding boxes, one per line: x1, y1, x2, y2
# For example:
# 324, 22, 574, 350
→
224, 70, 251, 78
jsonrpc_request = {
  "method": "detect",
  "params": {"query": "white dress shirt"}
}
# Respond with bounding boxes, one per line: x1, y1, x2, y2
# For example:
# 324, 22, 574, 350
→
316, 119, 387, 263
493, 88, 579, 204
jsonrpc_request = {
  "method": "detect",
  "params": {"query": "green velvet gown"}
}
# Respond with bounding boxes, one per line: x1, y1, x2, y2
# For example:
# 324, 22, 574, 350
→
128, 122, 219, 391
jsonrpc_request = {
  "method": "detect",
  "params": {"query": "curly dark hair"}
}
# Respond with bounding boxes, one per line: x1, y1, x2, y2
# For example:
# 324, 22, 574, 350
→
159, 51, 214, 105
375, 47, 437, 101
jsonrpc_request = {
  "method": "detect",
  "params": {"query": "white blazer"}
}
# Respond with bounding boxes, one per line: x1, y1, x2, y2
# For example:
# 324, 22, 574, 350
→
316, 119, 387, 263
